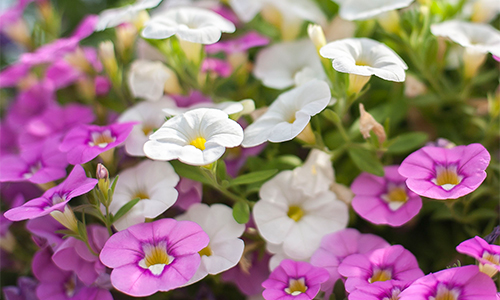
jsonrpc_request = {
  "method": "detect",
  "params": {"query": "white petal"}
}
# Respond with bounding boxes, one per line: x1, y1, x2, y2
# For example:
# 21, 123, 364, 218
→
334, 0, 414, 20
253, 200, 294, 244
96, 0, 162, 31
205, 238, 245, 274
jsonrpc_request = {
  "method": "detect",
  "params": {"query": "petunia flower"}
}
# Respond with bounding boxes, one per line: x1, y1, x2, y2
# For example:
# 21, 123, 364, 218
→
310, 228, 390, 296
109, 160, 179, 231
350, 165, 422, 227
176, 203, 245, 285
348, 280, 408, 300
2, 276, 38, 300
262, 259, 329, 300
172, 177, 202, 211
398, 265, 497, 300
338, 245, 424, 293
331, 0, 414, 21
59, 122, 136, 165
96, 0, 162, 31
201, 58, 233, 78
253, 168, 349, 260
242, 79, 331, 147
320, 38, 408, 92
398, 143, 491, 200
99, 218, 209, 297
4, 165, 97, 221
456, 236, 500, 277
253, 39, 325, 89
144, 108, 244, 166
141, 7, 236, 44
127, 59, 177, 101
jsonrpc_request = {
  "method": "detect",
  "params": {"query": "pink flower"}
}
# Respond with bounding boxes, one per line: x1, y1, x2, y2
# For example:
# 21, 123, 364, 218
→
222, 250, 271, 296
456, 236, 500, 277
262, 259, 329, 300
338, 245, 424, 293
348, 280, 408, 300
398, 265, 497, 300
351, 165, 422, 226
173, 177, 202, 211
4, 165, 97, 221
59, 122, 135, 164
201, 57, 233, 77
205, 31, 270, 54
310, 228, 390, 295
99, 218, 209, 297
398, 143, 491, 199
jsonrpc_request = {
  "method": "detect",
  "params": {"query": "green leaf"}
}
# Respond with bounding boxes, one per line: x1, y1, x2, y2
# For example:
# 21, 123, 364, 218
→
112, 198, 141, 223
170, 160, 211, 184
233, 202, 250, 224
229, 169, 278, 187
216, 160, 228, 182
347, 147, 384, 176
387, 132, 428, 154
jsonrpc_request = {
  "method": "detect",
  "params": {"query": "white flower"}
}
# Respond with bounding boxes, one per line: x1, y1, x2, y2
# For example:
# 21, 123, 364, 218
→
320, 37, 408, 82
430, 20, 500, 57
242, 79, 331, 148
110, 160, 179, 231
144, 108, 244, 165
331, 0, 414, 21
163, 101, 244, 117
253, 169, 349, 260
128, 59, 176, 101
118, 98, 176, 157
176, 203, 245, 284
96, 0, 162, 31
253, 39, 326, 89
292, 149, 334, 195
141, 7, 235, 44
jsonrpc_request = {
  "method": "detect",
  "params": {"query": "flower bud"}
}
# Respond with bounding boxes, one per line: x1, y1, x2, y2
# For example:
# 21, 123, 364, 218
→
359, 103, 386, 144
51, 206, 79, 233
348, 74, 371, 96
99, 41, 119, 80
307, 24, 326, 52
116, 23, 137, 60
65, 48, 94, 74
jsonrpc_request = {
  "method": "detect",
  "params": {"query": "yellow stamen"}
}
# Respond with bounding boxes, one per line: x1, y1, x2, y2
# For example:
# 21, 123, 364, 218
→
132, 191, 149, 200
386, 187, 408, 203
142, 124, 155, 136
433, 285, 460, 300
190, 137, 207, 150
144, 246, 170, 267
199, 245, 213, 257
479, 251, 500, 277
287, 206, 304, 222
433, 165, 462, 191
369, 269, 392, 283
288, 114, 296, 124
285, 277, 308, 296
89, 130, 116, 148
139, 242, 174, 275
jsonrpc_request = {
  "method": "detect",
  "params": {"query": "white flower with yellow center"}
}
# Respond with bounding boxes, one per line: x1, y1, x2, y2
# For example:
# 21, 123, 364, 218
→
253, 39, 326, 89
96, 0, 162, 31
176, 203, 245, 284
242, 79, 331, 148
253, 169, 349, 260
128, 59, 179, 101
118, 98, 176, 157
331, 0, 414, 21
141, 7, 235, 44
110, 159, 179, 231
144, 108, 244, 166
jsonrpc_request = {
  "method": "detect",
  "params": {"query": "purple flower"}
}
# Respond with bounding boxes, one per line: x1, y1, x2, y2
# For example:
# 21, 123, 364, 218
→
0, 136, 68, 184
222, 250, 271, 296
173, 177, 202, 211
351, 165, 422, 226
171, 90, 212, 108
4, 165, 97, 221
0, 63, 30, 88
44, 60, 82, 89
398, 143, 491, 199
398, 265, 497, 300
310, 228, 390, 295
26, 214, 65, 249
59, 122, 135, 164
205, 31, 270, 54
52, 225, 109, 285
348, 280, 408, 300
338, 245, 424, 293
2, 276, 38, 300
201, 58, 233, 77
262, 259, 329, 300
456, 236, 500, 277
94, 76, 111, 96
99, 218, 209, 297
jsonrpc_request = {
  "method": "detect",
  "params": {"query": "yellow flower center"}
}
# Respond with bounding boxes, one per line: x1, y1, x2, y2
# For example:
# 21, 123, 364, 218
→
141, 124, 155, 136
285, 277, 308, 296
287, 205, 304, 222
432, 285, 460, 300
288, 114, 296, 124
381, 185, 408, 211
199, 245, 213, 257
479, 251, 500, 277
355, 59, 369, 66
132, 191, 149, 200
139, 242, 174, 276
369, 269, 392, 283
89, 130, 116, 148
432, 165, 463, 191
190, 137, 207, 150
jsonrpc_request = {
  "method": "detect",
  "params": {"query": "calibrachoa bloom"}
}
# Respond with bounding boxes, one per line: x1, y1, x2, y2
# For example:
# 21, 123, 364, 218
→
4, 165, 97, 221
351, 165, 422, 226
398, 143, 491, 199
310, 228, 390, 295
338, 245, 424, 293
127, 59, 176, 101
96, 0, 162, 30
456, 236, 500, 277
262, 259, 329, 300
59, 122, 136, 165
398, 265, 497, 300
99, 218, 209, 297
348, 280, 408, 300
144, 108, 244, 166
331, 0, 414, 20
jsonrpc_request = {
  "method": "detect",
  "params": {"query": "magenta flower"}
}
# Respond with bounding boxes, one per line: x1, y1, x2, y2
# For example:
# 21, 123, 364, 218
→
4, 165, 97, 221
351, 165, 422, 226
99, 218, 209, 297
456, 236, 500, 277
171, 90, 212, 108
202, 58, 233, 77
262, 259, 329, 300
2, 276, 38, 300
398, 143, 491, 199
348, 280, 408, 300
173, 177, 202, 211
205, 31, 270, 54
59, 122, 135, 164
398, 265, 497, 300
222, 250, 271, 296
338, 245, 424, 293
26, 214, 65, 249
310, 228, 390, 295
0, 63, 30, 88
